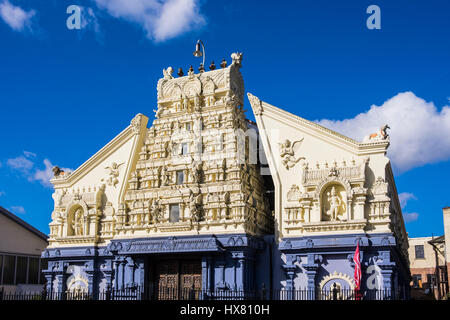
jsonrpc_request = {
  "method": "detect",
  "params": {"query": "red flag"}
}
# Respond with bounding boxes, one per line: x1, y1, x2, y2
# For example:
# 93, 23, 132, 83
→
353, 242, 362, 292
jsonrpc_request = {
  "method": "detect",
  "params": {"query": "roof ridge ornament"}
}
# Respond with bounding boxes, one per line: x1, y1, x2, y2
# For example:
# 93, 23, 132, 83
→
247, 92, 263, 116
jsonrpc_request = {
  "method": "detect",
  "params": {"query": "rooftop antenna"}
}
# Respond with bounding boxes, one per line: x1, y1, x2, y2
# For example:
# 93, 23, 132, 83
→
193, 39, 205, 67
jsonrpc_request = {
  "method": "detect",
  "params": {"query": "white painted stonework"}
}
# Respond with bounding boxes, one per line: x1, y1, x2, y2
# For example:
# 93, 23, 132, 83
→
46, 52, 408, 263
248, 93, 408, 256
47, 53, 273, 248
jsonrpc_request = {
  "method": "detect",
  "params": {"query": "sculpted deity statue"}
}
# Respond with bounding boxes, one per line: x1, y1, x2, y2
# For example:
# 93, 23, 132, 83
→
105, 162, 124, 187
162, 67, 173, 80
72, 208, 84, 236
279, 138, 305, 169
326, 186, 345, 221
189, 190, 203, 222
189, 161, 202, 184
160, 166, 171, 186
150, 198, 164, 223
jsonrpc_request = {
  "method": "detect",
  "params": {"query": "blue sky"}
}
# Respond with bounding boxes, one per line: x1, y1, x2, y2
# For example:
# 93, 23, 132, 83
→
0, 0, 449, 237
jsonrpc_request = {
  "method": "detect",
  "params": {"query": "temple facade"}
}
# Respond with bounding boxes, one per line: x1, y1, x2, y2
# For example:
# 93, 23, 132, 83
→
41, 52, 410, 299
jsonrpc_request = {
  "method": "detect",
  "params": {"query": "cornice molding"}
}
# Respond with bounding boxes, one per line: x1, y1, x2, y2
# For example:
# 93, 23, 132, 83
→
247, 93, 389, 156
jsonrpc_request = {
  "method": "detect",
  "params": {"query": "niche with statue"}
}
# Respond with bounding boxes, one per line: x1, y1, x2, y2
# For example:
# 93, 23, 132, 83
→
321, 184, 347, 222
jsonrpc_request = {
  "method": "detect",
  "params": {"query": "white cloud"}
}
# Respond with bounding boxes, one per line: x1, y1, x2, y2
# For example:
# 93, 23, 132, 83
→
32, 159, 73, 188
81, 6, 102, 38
317, 92, 450, 173
7, 155, 34, 172
0, 0, 35, 32
398, 192, 419, 223
403, 212, 419, 223
6, 152, 73, 188
23, 150, 36, 158
93, 0, 205, 41
398, 192, 417, 209
10, 205, 25, 214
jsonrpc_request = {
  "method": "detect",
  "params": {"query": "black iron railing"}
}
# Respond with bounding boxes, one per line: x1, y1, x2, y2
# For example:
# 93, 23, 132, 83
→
0, 286, 408, 301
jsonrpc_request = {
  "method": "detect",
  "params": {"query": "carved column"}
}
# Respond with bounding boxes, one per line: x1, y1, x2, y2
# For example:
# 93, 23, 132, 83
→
54, 262, 68, 295
102, 260, 113, 291
180, 203, 185, 221
201, 256, 213, 293
112, 258, 120, 290
281, 257, 297, 300
354, 196, 366, 220
377, 250, 395, 299
346, 198, 352, 221
232, 251, 253, 291
84, 260, 96, 296
215, 260, 227, 289
304, 253, 321, 300
120, 259, 126, 290
125, 256, 135, 288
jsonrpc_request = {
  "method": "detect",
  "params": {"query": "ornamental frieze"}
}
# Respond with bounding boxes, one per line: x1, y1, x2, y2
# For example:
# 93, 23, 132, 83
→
107, 236, 223, 254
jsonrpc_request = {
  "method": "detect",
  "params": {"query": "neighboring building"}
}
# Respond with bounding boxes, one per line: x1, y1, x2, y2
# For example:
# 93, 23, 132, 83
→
408, 236, 446, 299
0, 206, 48, 294
41, 52, 410, 299
444, 207, 450, 282
408, 207, 450, 300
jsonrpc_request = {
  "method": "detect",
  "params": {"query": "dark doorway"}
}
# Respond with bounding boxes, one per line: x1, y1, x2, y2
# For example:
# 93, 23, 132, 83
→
152, 258, 202, 300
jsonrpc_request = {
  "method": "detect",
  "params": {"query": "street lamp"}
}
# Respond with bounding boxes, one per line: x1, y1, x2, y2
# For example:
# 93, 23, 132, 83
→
193, 40, 205, 67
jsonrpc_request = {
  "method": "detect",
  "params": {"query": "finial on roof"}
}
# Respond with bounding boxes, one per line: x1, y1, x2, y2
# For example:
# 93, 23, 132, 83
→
220, 59, 227, 68
231, 52, 243, 67
198, 63, 204, 73
162, 67, 173, 80
209, 61, 216, 70
177, 68, 184, 77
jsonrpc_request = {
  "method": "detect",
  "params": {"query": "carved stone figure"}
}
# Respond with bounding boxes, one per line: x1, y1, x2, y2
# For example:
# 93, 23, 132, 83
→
323, 186, 346, 221
365, 124, 390, 141
105, 162, 124, 187
279, 138, 305, 169
327, 187, 342, 221
194, 93, 200, 111
52, 166, 64, 177
189, 161, 202, 184
189, 190, 203, 222
160, 166, 171, 186
71, 208, 84, 236
231, 52, 243, 66
162, 67, 173, 80
150, 198, 164, 223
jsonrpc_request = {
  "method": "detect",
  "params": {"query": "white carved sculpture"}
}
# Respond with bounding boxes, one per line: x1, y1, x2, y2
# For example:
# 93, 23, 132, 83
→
324, 186, 346, 221
150, 198, 164, 223
162, 67, 173, 80
279, 138, 305, 169
231, 52, 243, 66
364, 124, 390, 141
104, 162, 124, 187
189, 161, 201, 184
160, 166, 170, 186
71, 208, 84, 236
189, 190, 203, 222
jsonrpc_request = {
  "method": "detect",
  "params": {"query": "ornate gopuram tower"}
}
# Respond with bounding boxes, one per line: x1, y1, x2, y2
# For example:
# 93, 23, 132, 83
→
41, 53, 274, 297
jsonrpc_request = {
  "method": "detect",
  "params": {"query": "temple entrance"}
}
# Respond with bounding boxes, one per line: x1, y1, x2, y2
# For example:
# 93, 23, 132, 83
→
152, 258, 202, 300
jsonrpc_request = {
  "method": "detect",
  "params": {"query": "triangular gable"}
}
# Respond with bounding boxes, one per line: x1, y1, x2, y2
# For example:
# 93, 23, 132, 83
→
51, 114, 149, 205
247, 93, 389, 156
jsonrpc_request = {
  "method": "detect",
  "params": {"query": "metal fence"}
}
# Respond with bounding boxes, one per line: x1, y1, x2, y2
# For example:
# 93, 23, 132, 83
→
0, 286, 408, 301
